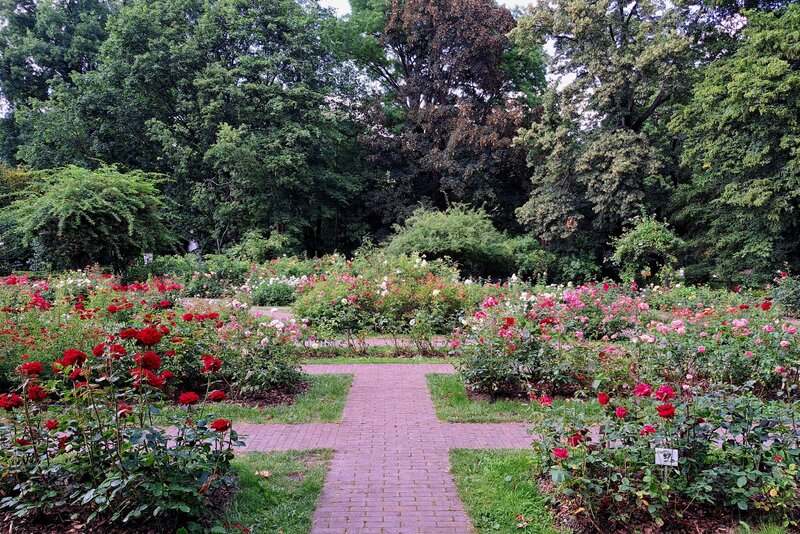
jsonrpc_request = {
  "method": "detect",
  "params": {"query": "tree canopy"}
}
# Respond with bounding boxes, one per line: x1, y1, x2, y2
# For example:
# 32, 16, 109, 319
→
0, 0, 797, 282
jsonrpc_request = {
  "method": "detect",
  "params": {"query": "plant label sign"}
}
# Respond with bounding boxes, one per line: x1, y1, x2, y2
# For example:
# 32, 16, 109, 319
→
655, 448, 679, 466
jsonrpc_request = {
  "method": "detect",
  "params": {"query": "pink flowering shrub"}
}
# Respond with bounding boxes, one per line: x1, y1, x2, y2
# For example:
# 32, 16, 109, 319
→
451, 295, 543, 397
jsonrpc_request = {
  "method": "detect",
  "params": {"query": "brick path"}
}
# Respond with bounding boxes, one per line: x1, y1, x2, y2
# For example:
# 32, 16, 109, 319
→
235, 364, 531, 534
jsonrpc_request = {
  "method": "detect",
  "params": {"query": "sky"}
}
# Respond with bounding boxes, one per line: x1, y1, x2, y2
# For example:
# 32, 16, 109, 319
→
319, 0, 534, 15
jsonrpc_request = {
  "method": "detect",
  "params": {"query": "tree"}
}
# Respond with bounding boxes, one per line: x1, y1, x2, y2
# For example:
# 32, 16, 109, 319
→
1, 165, 176, 271
337, 0, 546, 230
669, 4, 800, 281
514, 0, 706, 266
13, 0, 370, 255
0, 0, 118, 164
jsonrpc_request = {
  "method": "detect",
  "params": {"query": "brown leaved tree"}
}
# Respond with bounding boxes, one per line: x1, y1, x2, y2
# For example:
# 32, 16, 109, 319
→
337, 0, 545, 232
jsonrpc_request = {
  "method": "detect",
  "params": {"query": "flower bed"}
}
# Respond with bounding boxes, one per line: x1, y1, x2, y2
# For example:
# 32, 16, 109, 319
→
0, 270, 309, 528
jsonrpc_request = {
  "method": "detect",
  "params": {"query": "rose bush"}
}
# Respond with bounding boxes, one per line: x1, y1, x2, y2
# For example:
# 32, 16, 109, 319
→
0, 327, 242, 529
531, 384, 800, 529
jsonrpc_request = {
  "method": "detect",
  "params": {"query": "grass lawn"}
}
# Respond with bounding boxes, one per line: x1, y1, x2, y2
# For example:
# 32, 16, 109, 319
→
450, 449, 558, 534
427, 374, 603, 423
164, 374, 353, 424
217, 450, 332, 534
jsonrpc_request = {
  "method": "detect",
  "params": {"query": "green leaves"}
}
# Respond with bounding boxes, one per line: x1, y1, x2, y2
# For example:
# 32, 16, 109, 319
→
1, 164, 176, 271
670, 5, 800, 281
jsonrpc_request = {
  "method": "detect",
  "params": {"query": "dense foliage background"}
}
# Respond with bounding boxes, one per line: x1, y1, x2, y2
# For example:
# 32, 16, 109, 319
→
0, 0, 797, 284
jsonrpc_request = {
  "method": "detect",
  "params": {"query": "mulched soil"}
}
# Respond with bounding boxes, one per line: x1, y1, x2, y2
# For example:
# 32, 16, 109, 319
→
232, 380, 309, 408
539, 479, 800, 533
466, 386, 531, 403
0, 478, 239, 533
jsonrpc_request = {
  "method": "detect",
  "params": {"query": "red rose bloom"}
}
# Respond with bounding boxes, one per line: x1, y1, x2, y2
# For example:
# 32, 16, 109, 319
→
60, 349, 87, 367
762, 301, 772, 311
15, 438, 31, 446
615, 406, 628, 418
27, 384, 49, 402
45, 419, 59, 431
179, 392, 200, 405
640, 424, 656, 435
19, 361, 43, 376
538, 395, 553, 407
634, 383, 652, 397
92, 343, 106, 357
160, 370, 174, 380
210, 419, 231, 432
654, 385, 675, 401
568, 433, 584, 447
109, 344, 127, 358
597, 392, 610, 406
502, 317, 516, 329
117, 405, 133, 418
201, 354, 222, 373
0, 393, 23, 411
552, 448, 569, 460
135, 327, 162, 347
657, 403, 676, 418
182, 313, 194, 321
119, 328, 138, 340
208, 390, 226, 402
135, 351, 161, 370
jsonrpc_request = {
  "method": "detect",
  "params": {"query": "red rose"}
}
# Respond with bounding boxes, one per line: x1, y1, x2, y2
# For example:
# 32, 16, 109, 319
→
134, 351, 161, 370
761, 301, 772, 311
502, 317, 516, 329
182, 313, 194, 321
210, 419, 231, 432
135, 327, 162, 347
15, 438, 31, 446
208, 390, 226, 402
634, 383, 652, 397
179, 392, 200, 405
60, 349, 87, 367
657, 403, 676, 418
615, 406, 628, 418
552, 448, 569, 460
0, 393, 23, 411
117, 405, 133, 418
27, 384, 49, 402
69, 367, 83, 381
201, 354, 222, 373
45, 419, 59, 431
655, 385, 675, 401
538, 395, 553, 407
19, 361, 43, 376
639, 424, 656, 435
119, 328, 138, 340
597, 392, 610, 406
568, 433, 584, 447
159, 370, 174, 380
92, 343, 106, 357
109, 344, 127, 358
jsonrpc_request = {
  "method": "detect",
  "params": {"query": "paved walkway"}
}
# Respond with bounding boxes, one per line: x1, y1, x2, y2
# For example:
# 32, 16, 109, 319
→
235, 364, 532, 534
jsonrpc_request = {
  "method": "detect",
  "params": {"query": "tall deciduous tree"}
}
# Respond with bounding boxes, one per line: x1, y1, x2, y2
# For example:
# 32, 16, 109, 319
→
0, 0, 117, 163
13, 0, 370, 255
670, 4, 800, 281
514, 0, 704, 264
337, 0, 546, 230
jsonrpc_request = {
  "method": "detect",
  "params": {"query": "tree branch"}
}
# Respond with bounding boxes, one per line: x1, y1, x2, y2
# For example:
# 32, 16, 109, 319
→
631, 89, 669, 131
